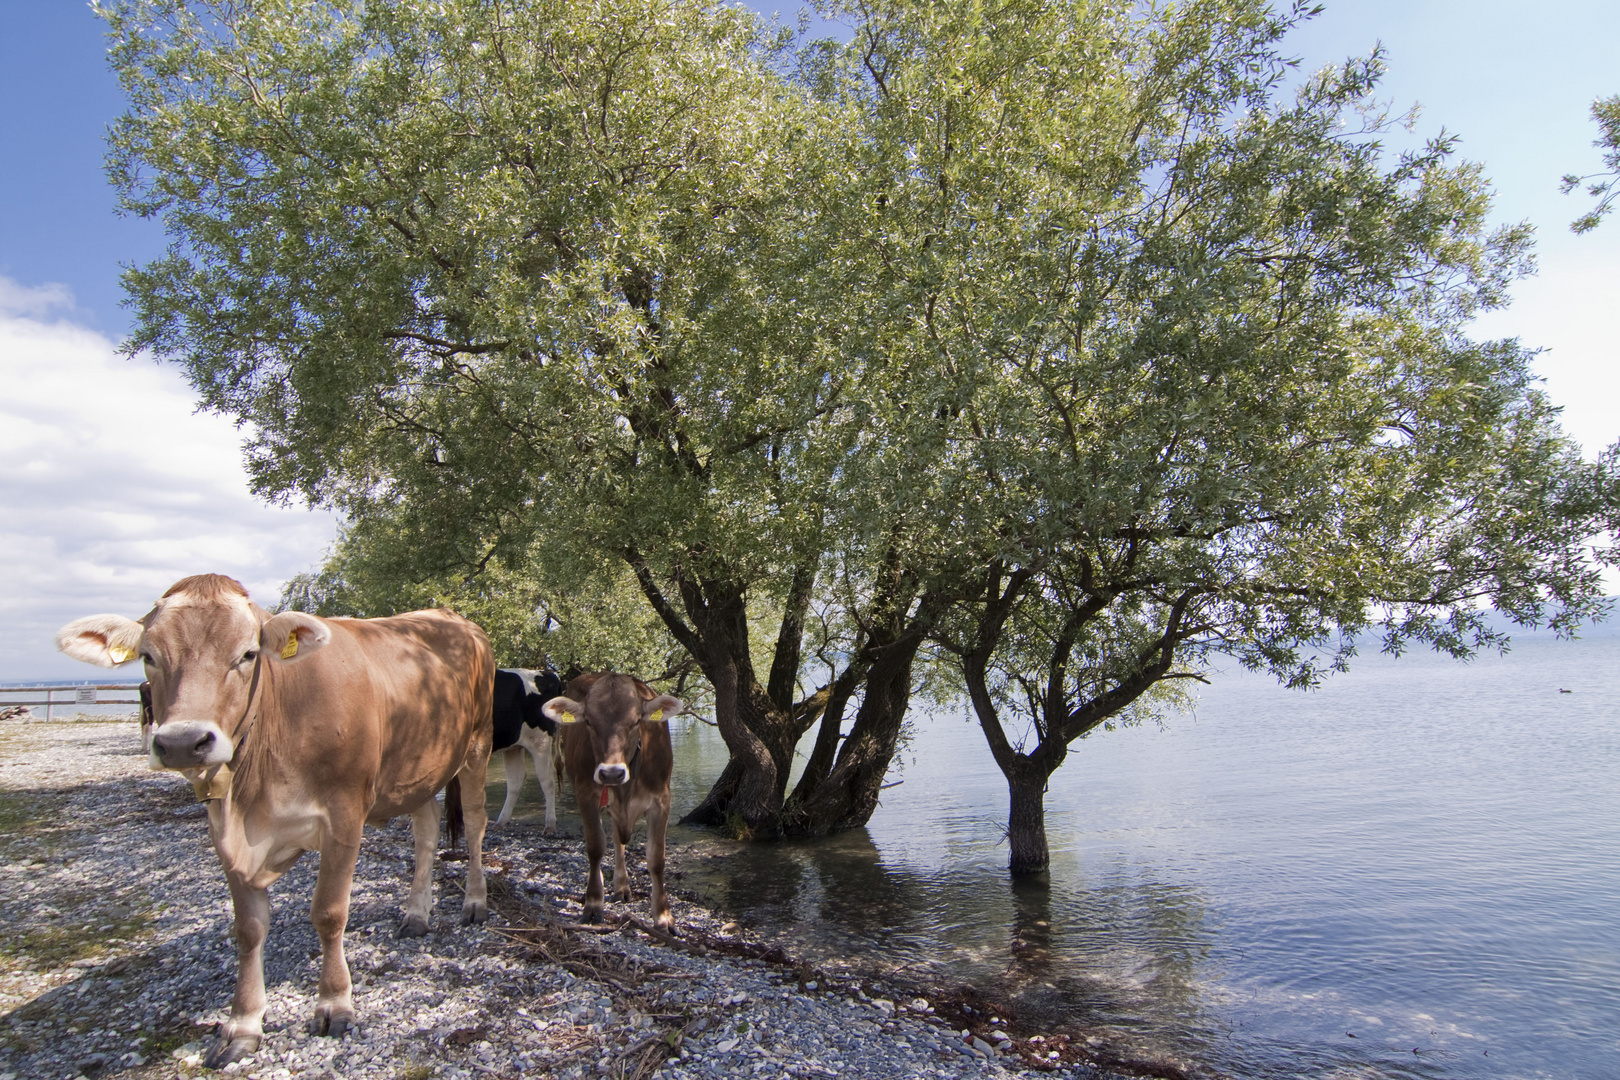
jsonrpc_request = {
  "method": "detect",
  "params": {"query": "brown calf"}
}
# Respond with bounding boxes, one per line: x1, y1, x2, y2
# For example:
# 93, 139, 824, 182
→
543, 673, 680, 929
56, 574, 493, 1068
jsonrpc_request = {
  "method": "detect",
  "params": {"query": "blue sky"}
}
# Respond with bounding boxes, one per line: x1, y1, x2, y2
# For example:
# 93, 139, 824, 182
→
1, 1, 1617, 679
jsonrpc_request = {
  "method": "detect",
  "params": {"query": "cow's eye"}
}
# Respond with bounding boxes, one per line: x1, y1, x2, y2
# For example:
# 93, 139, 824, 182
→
240, 649, 259, 665
140, 652, 155, 666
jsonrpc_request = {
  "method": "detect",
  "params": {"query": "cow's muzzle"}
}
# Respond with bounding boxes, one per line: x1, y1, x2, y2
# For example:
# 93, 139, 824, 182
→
594, 763, 629, 787
150, 721, 233, 770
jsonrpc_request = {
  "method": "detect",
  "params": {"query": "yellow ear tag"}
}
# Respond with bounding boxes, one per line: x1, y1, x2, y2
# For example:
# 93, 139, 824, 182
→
555, 708, 578, 724
280, 634, 299, 659
109, 644, 136, 664
648, 707, 664, 723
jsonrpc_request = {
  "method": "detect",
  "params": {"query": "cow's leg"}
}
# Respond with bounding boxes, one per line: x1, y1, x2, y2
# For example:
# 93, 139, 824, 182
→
308, 833, 361, 1037
647, 791, 674, 930
610, 799, 634, 903
576, 784, 607, 923
399, 798, 439, 937
495, 746, 525, 826
206, 877, 270, 1067
531, 740, 557, 835
458, 754, 490, 925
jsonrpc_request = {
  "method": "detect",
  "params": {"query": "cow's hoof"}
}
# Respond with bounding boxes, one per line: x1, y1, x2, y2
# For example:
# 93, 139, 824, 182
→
204, 1034, 259, 1068
655, 913, 675, 933
397, 913, 429, 938
308, 1007, 357, 1038
461, 901, 488, 925
581, 907, 603, 925
541, 823, 557, 837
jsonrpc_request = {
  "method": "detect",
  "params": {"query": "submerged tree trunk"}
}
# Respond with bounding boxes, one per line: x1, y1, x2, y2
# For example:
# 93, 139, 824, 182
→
683, 755, 746, 827
779, 630, 925, 835
677, 623, 803, 834
780, 590, 943, 836
954, 567, 1199, 876
1005, 764, 1052, 876
632, 542, 938, 839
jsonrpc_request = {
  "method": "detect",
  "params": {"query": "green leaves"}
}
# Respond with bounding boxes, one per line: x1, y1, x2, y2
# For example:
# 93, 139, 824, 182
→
1563, 94, 1620, 234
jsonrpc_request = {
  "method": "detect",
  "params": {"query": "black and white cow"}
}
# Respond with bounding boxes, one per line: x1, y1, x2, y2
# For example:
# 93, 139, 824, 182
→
492, 668, 563, 832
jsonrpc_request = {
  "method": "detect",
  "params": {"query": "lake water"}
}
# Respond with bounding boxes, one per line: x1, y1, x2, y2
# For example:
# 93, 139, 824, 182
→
515, 632, 1618, 1080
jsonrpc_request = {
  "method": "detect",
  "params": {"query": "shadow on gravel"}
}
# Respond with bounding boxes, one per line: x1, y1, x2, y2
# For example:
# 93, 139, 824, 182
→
0, 770, 230, 1077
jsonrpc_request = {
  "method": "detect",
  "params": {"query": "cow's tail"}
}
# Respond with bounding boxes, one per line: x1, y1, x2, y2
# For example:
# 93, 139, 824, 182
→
444, 777, 465, 853
550, 728, 567, 797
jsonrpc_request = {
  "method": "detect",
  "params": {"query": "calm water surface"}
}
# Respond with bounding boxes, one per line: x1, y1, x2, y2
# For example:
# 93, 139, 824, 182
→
518, 634, 1620, 1080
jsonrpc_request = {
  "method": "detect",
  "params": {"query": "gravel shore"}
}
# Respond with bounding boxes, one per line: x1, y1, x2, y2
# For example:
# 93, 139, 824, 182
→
0, 719, 1139, 1080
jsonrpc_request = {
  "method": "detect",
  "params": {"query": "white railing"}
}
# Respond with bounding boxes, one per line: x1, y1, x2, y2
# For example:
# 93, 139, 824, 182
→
0, 684, 144, 721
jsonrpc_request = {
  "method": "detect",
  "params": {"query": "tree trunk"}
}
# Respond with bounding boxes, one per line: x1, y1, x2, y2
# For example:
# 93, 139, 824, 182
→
679, 646, 800, 834
766, 561, 817, 713
785, 652, 866, 809
954, 563, 1066, 876
1006, 764, 1051, 876
634, 546, 930, 840
779, 613, 932, 836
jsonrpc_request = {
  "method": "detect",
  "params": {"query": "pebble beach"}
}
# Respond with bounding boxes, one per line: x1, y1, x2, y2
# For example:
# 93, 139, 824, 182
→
0, 719, 1139, 1080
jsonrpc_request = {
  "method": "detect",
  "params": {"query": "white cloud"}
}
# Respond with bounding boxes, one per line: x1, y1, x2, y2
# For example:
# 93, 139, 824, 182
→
0, 278, 77, 321
0, 281, 339, 680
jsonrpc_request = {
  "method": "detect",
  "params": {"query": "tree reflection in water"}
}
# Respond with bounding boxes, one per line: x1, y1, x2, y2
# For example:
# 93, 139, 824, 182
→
672, 827, 933, 950
670, 823, 1216, 1061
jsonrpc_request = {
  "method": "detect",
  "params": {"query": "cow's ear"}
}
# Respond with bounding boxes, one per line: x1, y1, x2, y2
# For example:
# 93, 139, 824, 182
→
56, 615, 144, 667
643, 694, 682, 725
260, 611, 332, 663
543, 696, 585, 725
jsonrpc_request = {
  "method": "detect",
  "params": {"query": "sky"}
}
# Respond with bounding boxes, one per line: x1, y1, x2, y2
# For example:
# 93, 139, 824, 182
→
1, 1, 1617, 681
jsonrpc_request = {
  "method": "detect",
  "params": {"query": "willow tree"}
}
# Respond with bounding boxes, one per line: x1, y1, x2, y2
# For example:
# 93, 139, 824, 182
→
818, 0, 1615, 873
102, 0, 957, 836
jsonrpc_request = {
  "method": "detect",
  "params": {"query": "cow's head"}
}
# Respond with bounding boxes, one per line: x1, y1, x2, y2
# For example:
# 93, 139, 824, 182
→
519, 668, 562, 734
542, 673, 680, 787
56, 573, 332, 771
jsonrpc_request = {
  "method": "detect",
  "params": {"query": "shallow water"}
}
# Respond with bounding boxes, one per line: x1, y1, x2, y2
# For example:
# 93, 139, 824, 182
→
506, 633, 1620, 1079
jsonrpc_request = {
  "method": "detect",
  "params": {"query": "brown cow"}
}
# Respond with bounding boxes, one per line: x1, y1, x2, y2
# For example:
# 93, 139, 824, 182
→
542, 673, 680, 929
55, 574, 493, 1068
